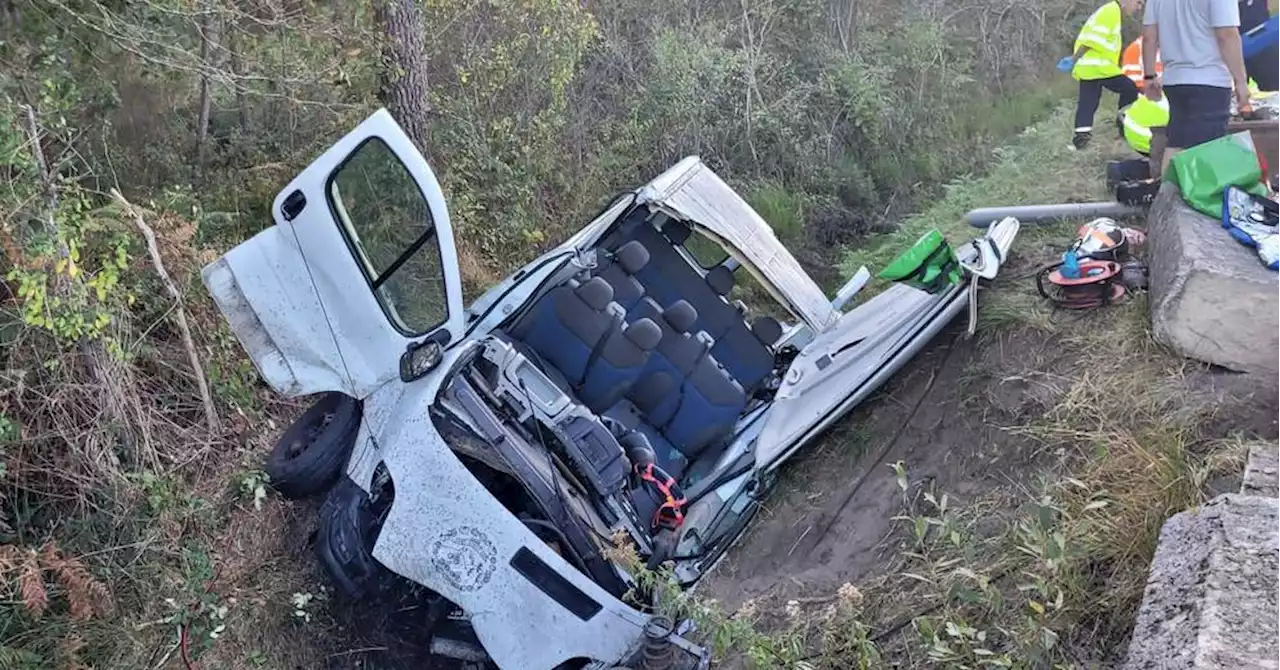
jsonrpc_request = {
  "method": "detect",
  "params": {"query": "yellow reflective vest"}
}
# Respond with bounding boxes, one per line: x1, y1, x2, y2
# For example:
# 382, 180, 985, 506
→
1122, 95, 1170, 155
1074, 1, 1124, 81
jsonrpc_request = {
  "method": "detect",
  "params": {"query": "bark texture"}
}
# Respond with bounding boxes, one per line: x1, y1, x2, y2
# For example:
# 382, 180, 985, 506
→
376, 0, 432, 154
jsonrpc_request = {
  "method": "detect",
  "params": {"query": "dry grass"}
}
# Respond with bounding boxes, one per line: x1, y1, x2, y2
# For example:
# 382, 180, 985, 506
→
680, 308, 1258, 668
0, 190, 313, 667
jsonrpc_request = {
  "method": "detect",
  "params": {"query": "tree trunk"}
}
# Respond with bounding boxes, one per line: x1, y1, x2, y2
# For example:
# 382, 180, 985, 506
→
195, 0, 220, 184
227, 17, 248, 132
376, 0, 432, 154
832, 0, 857, 53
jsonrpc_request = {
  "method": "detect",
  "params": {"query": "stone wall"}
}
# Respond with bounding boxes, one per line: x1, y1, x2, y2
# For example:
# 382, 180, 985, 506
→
1124, 444, 1280, 670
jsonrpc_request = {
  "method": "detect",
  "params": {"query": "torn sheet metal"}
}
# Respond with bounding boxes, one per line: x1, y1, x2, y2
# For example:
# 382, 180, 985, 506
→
637, 157, 838, 333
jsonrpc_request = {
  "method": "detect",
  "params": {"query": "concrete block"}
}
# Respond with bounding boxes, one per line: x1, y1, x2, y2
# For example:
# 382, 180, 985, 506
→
1124, 494, 1279, 670
1242, 442, 1280, 498
1148, 183, 1279, 374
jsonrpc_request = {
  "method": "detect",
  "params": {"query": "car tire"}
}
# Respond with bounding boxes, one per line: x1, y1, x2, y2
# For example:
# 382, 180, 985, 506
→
266, 391, 361, 499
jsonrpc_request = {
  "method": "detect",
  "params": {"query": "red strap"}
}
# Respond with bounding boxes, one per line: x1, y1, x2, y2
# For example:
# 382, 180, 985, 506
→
637, 464, 687, 531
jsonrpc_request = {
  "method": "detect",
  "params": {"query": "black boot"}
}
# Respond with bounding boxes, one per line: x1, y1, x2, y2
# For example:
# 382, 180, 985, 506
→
1072, 130, 1093, 151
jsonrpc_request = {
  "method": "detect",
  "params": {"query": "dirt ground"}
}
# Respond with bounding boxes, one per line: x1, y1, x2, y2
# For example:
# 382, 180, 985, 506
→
700, 325, 1065, 610
700, 322, 1279, 614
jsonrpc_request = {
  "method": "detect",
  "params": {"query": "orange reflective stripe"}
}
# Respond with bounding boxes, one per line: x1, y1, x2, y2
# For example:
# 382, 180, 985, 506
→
1122, 37, 1163, 75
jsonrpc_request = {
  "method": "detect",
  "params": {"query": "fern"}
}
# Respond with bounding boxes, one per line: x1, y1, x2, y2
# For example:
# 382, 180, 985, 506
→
0, 644, 45, 670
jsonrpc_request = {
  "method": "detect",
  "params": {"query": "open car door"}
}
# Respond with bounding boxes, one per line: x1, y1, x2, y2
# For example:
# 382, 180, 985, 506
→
202, 109, 465, 399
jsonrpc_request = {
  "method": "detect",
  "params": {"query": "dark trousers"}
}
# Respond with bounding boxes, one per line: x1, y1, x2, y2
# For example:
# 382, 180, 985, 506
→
1165, 84, 1231, 148
1074, 75, 1140, 130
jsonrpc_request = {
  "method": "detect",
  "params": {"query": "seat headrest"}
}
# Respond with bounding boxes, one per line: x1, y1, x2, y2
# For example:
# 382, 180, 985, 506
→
575, 277, 614, 310
662, 220, 692, 245
752, 316, 783, 346
663, 300, 698, 334
624, 318, 662, 350
614, 241, 650, 274
705, 266, 735, 296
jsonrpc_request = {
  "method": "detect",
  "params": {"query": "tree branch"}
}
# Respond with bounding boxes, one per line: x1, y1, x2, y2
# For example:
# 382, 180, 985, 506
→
109, 189, 220, 435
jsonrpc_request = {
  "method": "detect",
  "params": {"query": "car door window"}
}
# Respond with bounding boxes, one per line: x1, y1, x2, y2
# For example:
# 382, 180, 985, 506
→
328, 138, 449, 335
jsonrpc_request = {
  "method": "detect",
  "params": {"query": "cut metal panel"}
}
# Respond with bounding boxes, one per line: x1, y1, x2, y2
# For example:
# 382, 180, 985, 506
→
637, 157, 837, 333
755, 283, 964, 469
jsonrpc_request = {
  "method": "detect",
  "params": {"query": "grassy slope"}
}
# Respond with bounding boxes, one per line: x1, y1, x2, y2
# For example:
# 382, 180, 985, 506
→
659, 105, 1274, 669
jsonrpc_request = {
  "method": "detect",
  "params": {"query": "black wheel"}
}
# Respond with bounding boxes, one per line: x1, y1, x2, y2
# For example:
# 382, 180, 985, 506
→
266, 391, 361, 499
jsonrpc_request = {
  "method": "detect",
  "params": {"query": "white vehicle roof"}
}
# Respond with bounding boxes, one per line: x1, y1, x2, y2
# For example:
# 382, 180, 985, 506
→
636, 157, 838, 334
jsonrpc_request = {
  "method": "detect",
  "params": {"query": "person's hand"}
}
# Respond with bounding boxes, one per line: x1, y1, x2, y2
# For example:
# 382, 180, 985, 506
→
1144, 76, 1163, 101
1057, 56, 1075, 73
1235, 80, 1253, 115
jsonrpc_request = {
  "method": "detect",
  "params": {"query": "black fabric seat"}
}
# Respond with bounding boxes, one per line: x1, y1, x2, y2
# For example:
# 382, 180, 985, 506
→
709, 315, 782, 393
660, 356, 746, 460
595, 240, 650, 312
626, 299, 709, 427
614, 219, 778, 392
625, 297, 746, 471
579, 316, 661, 413
511, 277, 617, 387
512, 275, 662, 413
629, 222, 733, 326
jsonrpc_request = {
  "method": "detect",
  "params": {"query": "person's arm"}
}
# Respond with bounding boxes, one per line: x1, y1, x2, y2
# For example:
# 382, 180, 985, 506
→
1141, 25, 1159, 77
1142, 23, 1162, 99
1074, 45, 1090, 61
1214, 27, 1249, 89
1209, 0, 1248, 107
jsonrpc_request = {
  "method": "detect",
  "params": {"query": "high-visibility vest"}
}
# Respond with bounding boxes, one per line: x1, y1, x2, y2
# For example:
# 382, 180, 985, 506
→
1122, 95, 1170, 154
1122, 36, 1162, 89
1074, 1, 1124, 81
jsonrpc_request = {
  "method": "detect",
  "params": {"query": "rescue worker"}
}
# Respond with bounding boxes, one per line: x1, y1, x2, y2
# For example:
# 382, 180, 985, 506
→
1067, 0, 1145, 150
1122, 35, 1163, 90
1120, 94, 1171, 155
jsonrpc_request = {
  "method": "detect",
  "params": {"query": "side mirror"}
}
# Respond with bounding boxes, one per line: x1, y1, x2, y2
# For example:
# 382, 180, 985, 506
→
400, 340, 443, 382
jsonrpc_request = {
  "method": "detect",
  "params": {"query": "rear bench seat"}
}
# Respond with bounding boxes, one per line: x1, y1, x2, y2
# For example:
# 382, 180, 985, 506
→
624, 299, 746, 479
621, 219, 780, 394
626, 299, 711, 428
512, 213, 775, 489
510, 276, 661, 414
595, 240, 649, 312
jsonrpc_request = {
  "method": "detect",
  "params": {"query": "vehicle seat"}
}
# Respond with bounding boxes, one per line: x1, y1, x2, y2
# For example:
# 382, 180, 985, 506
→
709, 315, 783, 393
511, 277, 617, 386
661, 357, 746, 460
579, 317, 661, 413
629, 221, 700, 310
596, 241, 650, 312
753, 316, 783, 347
635, 423, 688, 482
626, 300, 710, 427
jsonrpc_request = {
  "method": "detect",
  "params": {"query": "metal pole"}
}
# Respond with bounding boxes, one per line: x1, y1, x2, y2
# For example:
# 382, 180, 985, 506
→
964, 201, 1145, 228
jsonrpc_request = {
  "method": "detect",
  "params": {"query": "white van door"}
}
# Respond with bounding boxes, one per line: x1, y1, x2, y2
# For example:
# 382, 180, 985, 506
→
202, 109, 465, 399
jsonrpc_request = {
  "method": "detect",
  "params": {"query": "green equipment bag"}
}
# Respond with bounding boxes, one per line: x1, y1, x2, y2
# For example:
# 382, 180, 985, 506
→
878, 229, 961, 293
1169, 132, 1266, 218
